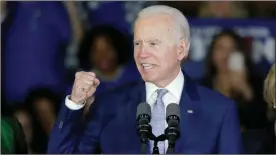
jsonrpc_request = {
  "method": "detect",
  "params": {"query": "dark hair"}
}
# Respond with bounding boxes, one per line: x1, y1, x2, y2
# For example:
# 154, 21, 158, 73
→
204, 29, 254, 79
24, 88, 61, 153
78, 25, 132, 70
24, 88, 60, 115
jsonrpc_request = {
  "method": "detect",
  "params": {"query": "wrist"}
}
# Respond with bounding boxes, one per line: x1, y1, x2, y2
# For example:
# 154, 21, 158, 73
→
69, 95, 86, 105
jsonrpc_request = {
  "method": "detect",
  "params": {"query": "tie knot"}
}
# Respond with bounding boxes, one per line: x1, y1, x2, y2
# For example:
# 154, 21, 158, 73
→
156, 89, 168, 99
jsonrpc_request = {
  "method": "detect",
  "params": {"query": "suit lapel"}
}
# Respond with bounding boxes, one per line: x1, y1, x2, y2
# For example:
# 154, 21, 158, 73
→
175, 70, 201, 153
125, 80, 148, 153
126, 80, 146, 126
124, 71, 201, 153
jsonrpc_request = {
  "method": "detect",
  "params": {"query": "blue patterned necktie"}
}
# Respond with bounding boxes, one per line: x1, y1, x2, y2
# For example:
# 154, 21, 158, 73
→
150, 89, 168, 154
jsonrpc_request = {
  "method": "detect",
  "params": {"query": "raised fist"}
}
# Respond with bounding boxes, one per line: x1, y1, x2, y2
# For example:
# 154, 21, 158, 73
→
70, 71, 100, 104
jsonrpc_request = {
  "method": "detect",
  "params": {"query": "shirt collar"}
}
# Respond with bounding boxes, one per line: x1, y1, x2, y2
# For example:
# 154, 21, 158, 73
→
145, 69, 184, 102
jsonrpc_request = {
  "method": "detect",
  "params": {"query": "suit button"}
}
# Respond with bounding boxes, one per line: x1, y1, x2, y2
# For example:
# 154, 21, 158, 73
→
59, 121, 63, 129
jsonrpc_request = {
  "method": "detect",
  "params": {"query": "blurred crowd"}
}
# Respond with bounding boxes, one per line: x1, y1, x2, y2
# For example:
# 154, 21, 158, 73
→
1, 1, 275, 154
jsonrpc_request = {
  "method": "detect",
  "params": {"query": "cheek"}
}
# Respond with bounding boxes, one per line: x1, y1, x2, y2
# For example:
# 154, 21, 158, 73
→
92, 51, 102, 60
213, 50, 224, 61
133, 50, 140, 60
162, 48, 178, 63
212, 51, 219, 62
105, 50, 117, 60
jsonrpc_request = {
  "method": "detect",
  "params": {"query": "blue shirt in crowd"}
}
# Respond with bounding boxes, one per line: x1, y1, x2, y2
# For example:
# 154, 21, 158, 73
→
3, 2, 71, 103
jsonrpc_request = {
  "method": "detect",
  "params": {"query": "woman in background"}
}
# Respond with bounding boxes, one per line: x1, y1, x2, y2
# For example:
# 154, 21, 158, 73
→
263, 63, 276, 153
201, 29, 267, 129
25, 88, 60, 153
14, 88, 60, 153
201, 29, 273, 153
264, 63, 276, 122
75, 25, 140, 96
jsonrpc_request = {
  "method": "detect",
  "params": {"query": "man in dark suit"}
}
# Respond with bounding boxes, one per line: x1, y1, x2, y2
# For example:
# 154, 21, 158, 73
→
47, 5, 243, 154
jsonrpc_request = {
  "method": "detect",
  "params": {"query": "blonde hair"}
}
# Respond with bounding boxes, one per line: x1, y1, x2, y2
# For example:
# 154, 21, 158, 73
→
263, 63, 276, 108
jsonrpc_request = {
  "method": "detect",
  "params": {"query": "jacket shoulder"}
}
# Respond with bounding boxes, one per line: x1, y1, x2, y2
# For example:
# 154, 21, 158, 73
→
193, 82, 237, 115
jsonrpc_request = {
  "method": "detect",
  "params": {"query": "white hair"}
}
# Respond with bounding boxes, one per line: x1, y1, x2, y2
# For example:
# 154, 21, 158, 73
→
137, 5, 190, 51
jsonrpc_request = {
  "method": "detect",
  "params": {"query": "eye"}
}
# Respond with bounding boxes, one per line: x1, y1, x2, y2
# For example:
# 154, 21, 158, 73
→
135, 42, 140, 46
150, 42, 156, 46
149, 42, 158, 46
134, 41, 142, 47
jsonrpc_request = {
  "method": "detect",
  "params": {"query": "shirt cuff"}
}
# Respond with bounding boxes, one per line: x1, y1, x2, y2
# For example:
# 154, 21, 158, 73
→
65, 95, 86, 110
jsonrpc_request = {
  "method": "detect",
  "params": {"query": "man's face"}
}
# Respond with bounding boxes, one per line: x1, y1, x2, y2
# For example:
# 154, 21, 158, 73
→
134, 14, 187, 87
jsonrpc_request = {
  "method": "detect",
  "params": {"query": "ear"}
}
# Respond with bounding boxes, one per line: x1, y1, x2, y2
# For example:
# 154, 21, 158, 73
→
177, 39, 189, 61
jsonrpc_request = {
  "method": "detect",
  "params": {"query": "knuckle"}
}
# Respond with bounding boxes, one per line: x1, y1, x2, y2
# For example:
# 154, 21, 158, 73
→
88, 80, 93, 85
75, 72, 81, 77
91, 72, 96, 77
77, 71, 86, 76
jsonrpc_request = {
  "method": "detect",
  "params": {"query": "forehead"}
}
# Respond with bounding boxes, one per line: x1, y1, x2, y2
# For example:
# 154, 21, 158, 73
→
215, 35, 236, 47
134, 14, 175, 40
93, 35, 110, 47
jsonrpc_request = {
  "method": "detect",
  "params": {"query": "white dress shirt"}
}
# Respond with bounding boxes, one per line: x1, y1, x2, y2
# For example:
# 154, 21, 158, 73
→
65, 69, 184, 152
145, 69, 184, 152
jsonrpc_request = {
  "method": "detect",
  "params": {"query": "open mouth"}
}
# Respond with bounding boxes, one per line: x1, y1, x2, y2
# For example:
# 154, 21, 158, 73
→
141, 63, 154, 70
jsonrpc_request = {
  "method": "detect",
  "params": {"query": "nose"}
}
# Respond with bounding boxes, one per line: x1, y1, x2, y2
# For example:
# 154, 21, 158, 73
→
137, 47, 150, 59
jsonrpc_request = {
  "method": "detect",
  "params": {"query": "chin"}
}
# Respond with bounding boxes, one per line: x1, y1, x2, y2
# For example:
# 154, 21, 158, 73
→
141, 74, 156, 83
142, 77, 152, 83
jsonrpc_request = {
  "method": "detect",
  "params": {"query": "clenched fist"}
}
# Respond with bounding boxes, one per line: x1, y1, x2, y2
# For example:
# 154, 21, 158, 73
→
70, 71, 100, 104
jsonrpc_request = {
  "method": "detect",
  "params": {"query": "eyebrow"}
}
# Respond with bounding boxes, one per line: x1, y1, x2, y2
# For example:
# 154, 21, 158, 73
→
133, 39, 161, 43
148, 39, 161, 43
133, 39, 142, 42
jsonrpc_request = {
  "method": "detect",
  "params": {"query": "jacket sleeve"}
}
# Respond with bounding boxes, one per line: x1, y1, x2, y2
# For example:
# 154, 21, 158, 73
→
47, 96, 106, 154
218, 101, 244, 153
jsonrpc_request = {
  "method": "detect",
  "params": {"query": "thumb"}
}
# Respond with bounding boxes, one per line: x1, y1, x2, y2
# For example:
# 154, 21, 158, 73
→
94, 78, 100, 87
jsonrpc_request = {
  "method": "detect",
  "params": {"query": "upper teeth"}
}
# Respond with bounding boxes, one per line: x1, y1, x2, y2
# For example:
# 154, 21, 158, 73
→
142, 64, 152, 67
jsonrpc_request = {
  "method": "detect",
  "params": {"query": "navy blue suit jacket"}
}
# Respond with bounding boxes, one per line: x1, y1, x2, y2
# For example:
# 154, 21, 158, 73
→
47, 71, 243, 154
